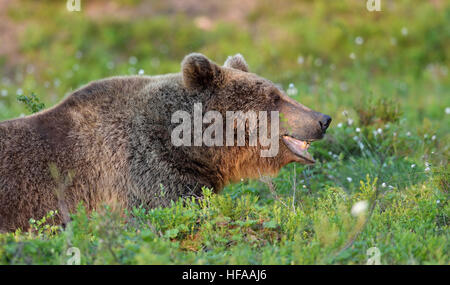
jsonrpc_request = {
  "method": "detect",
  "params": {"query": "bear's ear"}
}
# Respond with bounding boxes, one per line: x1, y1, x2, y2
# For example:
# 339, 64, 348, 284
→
223, 54, 249, 72
181, 53, 222, 90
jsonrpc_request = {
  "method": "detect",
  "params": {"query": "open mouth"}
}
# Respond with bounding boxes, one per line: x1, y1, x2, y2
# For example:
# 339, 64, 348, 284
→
282, 135, 316, 164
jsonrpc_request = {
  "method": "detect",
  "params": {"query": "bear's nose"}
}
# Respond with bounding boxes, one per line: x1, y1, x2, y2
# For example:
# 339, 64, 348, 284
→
318, 115, 332, 132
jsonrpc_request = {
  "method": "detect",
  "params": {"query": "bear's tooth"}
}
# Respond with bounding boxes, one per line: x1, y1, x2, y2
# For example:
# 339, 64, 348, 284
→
300, 140, 307, 149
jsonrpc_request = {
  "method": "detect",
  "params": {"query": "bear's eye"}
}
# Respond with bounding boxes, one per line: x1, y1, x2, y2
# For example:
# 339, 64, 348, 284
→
272, 93, 281, 104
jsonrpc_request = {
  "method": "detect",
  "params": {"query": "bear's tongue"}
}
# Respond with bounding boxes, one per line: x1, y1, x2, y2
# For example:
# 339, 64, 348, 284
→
282, 135, 315, 163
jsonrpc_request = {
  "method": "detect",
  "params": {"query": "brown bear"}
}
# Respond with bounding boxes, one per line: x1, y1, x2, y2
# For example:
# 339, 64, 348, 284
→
0, 53, 331, 231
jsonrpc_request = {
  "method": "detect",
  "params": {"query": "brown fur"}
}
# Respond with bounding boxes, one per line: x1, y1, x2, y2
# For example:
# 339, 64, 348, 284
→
0, 53, 330, 231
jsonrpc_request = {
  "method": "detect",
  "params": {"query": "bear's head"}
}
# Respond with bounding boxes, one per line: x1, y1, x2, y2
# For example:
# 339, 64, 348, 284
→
179, 53, 331, 182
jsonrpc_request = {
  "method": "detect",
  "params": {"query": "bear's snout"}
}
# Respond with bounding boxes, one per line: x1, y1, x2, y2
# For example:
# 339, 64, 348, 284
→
318, 114, 332, 133
278, 94, 332, 141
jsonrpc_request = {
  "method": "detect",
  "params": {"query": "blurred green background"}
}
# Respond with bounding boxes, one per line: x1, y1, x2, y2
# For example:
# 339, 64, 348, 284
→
0, 0, 449, 124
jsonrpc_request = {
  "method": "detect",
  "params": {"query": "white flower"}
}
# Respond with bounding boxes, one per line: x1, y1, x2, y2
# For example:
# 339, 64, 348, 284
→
337, 123, 343, 128
353, 136, 359, 141
346, 177, 353, 182
425, 167, 431, 172
347, 118, 354, 125
424, 134, 428, 139
16, 88, 23, 95
351, 200, 368, 217
349, 53, 356, 60
128, 56, 138, 65
436, 200, 440, 204
355, 36, 364, 45
425, 162, 431, 167
377, 128, 383, 134
356, 127, 361, 133
1, 89, 7, 97
411, 164, 416, 168
342, 110, 348, 116
138, 69, 145, 75
286, 83, 298, 96
446, 107, 450, 115
358, 142, 364, 150
297, 56, 304, 65
432, 135, 436, 141
406, 131, 411, 136
388, 185, 394, 189
373, 130, 378, 137
401, 27, 408, 36
381, 183, 386, 188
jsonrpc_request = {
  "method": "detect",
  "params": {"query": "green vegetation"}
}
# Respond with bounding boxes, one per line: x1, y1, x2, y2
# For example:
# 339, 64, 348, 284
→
16, 92, 45, 113
0, 0, 448, 264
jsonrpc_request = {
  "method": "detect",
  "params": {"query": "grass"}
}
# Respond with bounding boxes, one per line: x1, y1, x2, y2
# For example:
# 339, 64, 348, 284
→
0, 0, 448, 264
